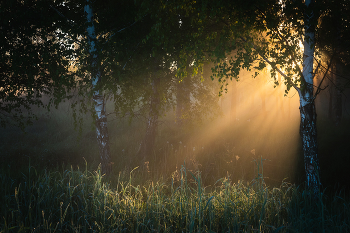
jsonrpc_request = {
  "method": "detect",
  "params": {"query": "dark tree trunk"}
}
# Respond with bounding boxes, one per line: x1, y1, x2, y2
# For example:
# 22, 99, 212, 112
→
299, 90, 321, 196
175, 74, 191, 126
183, 75, 191, 114
334, 24, 343, 125
138, 77, 160, 162
335, 87, 342, 125
328, 62, 343, 125
176, 80, 184, 125
328, 67, 334, 119
334, 61, 342, 125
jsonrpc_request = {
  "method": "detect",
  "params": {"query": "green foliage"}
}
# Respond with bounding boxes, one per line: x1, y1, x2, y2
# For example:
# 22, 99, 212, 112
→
0, 0, 76, 129
142, 0, 350, 97
0, 163, 349, 232
0, 0, 153, 131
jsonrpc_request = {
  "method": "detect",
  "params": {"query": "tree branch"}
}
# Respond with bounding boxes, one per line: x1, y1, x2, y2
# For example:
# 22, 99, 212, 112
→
314, 54, 334, 98
98, 14, 148, 43
254, 5, 306, 83
239, 36, 301, 94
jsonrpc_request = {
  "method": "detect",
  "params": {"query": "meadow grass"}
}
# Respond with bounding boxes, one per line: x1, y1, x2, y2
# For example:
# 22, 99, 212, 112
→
0, 161, 349, 233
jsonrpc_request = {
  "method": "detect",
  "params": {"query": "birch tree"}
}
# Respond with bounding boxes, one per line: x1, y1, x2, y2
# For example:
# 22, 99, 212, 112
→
84, 1, 111, 175
214, 0, 322, 195
46, 0, 149, 175
217, 0, 347, 195
298, 0, 320, 195
145, 0, 350, 195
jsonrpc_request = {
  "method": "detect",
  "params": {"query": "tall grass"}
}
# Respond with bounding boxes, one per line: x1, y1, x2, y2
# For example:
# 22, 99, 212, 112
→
1, 162, 349, 233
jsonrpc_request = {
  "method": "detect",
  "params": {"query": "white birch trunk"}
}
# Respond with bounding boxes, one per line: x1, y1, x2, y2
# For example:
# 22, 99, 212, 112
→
84, 0, 111, 175
298, 0, 320, 195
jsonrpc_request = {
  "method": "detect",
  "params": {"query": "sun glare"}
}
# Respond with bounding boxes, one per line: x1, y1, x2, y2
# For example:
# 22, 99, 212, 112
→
188, 68, 301, 185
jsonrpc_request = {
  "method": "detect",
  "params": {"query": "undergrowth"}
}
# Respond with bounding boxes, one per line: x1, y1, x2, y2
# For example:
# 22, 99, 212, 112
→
0, 162, 349, 233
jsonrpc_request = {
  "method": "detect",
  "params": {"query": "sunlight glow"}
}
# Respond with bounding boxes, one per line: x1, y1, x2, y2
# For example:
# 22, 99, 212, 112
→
183, 68, 301, 185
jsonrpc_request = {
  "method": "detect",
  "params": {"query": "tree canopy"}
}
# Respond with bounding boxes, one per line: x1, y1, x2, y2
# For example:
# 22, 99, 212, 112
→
0, 0, 76, 129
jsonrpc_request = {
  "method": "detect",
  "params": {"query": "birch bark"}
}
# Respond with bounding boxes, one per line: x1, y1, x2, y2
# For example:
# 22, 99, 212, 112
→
84, 0, 111, 175
298, 0, 320, 195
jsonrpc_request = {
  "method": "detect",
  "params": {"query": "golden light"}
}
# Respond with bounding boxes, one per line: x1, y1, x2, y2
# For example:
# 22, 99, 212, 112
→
187, 67, 301, 185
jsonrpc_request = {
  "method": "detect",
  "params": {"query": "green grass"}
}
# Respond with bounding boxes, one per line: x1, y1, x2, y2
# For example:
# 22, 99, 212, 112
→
0, 162, 349, 233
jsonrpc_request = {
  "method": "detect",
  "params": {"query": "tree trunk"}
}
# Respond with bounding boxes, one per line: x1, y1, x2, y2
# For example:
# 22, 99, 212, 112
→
85, 0, 111, 175
176, 80, 184, 125
94, 94, 112, 175
138, 77, 160, 162
328, 66, 334, 119
299, 0, 320, 196
175, 73, 191, 126
299, 92, 320, 195
334, 23, 343, 125
334, 61, 342, 125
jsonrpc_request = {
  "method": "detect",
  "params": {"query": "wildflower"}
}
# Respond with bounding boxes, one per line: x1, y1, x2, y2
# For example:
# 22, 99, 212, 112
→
235, 155, 240, 160
193, 147, 195, 151
251, 149, 255, 155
